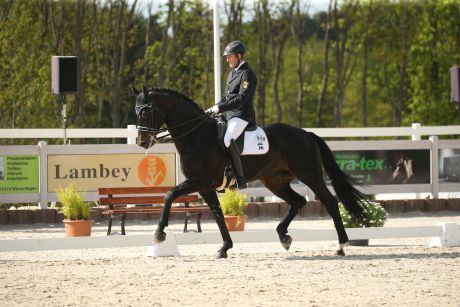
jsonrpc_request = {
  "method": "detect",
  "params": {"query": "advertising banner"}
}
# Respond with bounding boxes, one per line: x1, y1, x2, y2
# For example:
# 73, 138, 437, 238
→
0, 155, 39, 194
48, 153, 176, 192
329, 150, 430, 185
439, 149, 460, 182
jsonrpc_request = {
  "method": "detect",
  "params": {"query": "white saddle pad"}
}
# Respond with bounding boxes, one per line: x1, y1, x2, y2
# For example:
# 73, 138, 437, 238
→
241, 127, 269, 155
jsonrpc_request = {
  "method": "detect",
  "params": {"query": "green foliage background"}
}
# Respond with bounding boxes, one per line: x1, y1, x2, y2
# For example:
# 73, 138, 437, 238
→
0, 0, 459, 146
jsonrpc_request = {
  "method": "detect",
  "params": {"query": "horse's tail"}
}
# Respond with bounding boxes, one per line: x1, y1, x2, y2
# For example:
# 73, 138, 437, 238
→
309, 132, 365, 220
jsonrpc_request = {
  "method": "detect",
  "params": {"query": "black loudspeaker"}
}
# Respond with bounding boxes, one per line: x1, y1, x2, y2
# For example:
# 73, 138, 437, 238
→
450, 66, 460, 104
51, 56, 78, 94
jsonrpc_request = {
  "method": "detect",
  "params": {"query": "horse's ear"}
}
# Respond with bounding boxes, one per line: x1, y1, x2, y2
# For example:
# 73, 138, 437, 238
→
130, 84, 139, 96
142, 85, 148, 98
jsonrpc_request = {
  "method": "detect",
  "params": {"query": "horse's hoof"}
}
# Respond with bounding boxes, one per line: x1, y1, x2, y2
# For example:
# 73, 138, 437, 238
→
154, 231, 166, 243
280, 235, 292, 250
335, 249, 345, 256
216, 249, 228, 259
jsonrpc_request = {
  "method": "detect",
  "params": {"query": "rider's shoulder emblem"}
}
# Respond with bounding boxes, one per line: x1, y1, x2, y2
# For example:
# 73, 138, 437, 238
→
243, 80, 249, 89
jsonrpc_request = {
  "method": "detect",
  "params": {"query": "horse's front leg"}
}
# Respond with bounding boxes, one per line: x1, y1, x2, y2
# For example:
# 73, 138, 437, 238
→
199, 190, 233, 259
154, 180, 200, 243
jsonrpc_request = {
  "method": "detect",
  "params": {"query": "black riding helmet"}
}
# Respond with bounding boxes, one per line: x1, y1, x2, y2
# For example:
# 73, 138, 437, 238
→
223, 40, 246, 56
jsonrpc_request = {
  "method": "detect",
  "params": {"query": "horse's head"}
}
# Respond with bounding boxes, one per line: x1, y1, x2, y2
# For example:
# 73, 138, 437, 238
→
131, 85, 166, 149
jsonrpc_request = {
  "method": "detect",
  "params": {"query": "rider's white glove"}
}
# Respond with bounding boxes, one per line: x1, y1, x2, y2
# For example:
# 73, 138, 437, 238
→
206, 105, 220, 114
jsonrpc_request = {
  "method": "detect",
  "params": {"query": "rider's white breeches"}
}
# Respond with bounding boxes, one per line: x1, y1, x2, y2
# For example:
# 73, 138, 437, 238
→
224, 117, 248, 148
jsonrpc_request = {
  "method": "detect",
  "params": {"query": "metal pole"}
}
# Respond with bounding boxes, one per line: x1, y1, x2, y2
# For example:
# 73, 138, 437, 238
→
61, 94, 67, 145
212, 0, 221, 104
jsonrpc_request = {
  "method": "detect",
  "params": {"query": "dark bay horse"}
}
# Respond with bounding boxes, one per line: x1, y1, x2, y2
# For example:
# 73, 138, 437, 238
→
132, 86, 368, 258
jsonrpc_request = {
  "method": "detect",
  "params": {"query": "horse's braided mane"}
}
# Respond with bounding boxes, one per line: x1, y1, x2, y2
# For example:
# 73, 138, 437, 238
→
148, 87, 204, 113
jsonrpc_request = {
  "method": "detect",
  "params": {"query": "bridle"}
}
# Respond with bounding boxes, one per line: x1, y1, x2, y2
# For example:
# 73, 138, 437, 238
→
136, 100, 211, 147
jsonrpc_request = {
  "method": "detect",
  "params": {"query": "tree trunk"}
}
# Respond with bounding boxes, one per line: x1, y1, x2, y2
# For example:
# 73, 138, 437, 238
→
166, 1, 185, 85
256, 0, 268, 125
267, 1, 294, 123
361, 39, 368, 128
395, 1, 409, 127
110, 0, 137, 130
158, 0, 173, 87
203, 29, 212, 107
73, 0, 85, 127
224, 0, 244, 42
316, 0, 332, 127
291, 0, 305, 128
118, 0, 137, 129
333, 0, 343, 127
272, 43, 284, 123
361, 1, 374, 128
143, 0, 153, 84
333, 0, 359, 127
50, 0, 65, 53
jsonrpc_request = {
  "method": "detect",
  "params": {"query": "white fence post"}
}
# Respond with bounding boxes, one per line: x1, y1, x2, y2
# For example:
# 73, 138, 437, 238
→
411, 123, 421, 140
127, 125, 137, 144
38, 141, 48, 209
429, 136, 439, 199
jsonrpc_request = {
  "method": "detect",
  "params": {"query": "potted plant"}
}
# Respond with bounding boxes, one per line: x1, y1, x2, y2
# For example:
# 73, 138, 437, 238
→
339, 201, 389, 246
56, 183, 92, 237
220, 189, 248, 231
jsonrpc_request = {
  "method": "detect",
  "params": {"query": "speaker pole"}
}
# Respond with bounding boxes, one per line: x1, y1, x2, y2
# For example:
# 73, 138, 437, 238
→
61, 94, 68, 145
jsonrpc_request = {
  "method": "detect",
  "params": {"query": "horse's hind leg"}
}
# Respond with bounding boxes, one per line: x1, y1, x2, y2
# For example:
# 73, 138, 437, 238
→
262, 177, 306, 250
301, 178, 348, 256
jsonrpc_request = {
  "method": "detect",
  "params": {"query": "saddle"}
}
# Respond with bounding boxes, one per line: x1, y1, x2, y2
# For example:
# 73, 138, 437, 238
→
216, 117, 269, 155
215, 117, 269, 192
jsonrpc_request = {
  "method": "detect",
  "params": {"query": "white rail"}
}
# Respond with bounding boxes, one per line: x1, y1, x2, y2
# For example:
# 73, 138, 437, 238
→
1, 223, 458, 252
1, 123, 460, 143
0, 125, 138, 144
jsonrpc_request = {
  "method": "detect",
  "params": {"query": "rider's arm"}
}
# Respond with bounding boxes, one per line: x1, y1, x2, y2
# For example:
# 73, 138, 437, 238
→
217, 70, 256, 112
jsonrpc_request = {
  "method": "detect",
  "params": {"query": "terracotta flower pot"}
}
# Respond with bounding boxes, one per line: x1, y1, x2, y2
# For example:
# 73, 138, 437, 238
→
64, 220, 92, 237
224, 215, 246, 231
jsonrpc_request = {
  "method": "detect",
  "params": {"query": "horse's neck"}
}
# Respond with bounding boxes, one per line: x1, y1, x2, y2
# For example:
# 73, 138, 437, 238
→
160, 98, 206, 147
166, 109, 215, 153
164, 103, 202, 129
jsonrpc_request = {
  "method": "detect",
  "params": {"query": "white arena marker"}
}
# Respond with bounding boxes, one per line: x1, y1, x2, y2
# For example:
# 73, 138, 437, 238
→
430, 222, 460, 247
146, 233, 180, 257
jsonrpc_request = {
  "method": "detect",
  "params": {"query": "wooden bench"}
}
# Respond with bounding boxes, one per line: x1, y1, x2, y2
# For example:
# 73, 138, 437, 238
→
98, 187, 209, 235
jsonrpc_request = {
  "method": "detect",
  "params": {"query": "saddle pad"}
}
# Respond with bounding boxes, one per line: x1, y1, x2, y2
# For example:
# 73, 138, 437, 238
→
241, 127, 269, 155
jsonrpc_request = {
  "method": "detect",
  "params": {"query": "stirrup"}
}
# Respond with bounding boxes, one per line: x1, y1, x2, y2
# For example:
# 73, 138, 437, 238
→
229, 178, 247, 190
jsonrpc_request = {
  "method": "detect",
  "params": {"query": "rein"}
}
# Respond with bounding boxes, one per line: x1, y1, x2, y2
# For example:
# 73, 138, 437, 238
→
136, 101, 212, 146
152, 114, 209, 143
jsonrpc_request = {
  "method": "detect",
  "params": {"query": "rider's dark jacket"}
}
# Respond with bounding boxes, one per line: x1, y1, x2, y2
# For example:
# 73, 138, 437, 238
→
217, 62, 257, 127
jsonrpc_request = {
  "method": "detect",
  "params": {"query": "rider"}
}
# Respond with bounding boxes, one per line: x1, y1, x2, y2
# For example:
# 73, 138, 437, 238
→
206, 40, 257, 190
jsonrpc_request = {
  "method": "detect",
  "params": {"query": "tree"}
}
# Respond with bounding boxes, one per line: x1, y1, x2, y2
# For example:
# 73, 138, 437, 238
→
267, 1, 294, 123
316, 1, 333, 127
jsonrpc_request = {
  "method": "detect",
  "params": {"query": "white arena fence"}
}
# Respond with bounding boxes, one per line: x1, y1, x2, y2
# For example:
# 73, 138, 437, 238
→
0, 222, 459, 253
0, 123, 459, 207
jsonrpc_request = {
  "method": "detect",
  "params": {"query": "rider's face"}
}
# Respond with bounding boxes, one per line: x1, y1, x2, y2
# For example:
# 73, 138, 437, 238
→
226, 54, 241, 69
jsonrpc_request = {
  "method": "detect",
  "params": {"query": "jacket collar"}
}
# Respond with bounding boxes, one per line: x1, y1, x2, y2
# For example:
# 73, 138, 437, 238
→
228, 62, 248, 83
234, 61, 246, 72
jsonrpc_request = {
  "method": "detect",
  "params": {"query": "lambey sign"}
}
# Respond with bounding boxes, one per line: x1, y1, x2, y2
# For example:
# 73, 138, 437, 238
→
47, 153, 176, 192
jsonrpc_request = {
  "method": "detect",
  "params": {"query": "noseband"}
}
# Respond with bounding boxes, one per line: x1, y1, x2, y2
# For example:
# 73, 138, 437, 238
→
135, 103, 168, 147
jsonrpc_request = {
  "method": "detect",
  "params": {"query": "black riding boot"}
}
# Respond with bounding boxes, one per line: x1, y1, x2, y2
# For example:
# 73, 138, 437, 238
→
228, 140, 247, 190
